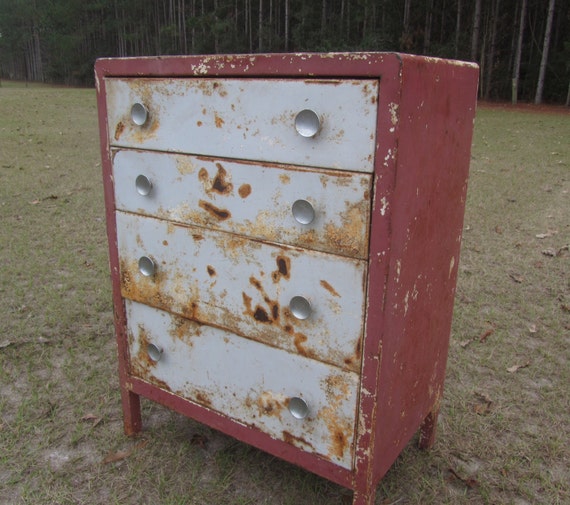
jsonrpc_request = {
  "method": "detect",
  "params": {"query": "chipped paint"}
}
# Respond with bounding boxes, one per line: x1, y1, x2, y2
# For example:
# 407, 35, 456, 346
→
125, 300, 359, 468
112, 149, 372, 259
116, 212, 367, 372
104, 77, 378, 173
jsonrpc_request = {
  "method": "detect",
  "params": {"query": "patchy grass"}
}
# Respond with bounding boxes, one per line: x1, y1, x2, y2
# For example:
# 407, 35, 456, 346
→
0, 82, 568, 505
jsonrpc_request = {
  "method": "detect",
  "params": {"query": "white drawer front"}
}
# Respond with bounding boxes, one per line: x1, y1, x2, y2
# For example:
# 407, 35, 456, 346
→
126, 300, 359, 469
117, 212, 366, 372
113, 149, 372, 259
106, 78, 378, 173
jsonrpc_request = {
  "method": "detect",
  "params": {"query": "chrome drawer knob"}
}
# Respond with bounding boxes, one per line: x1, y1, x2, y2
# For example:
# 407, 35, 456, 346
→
292, 199, 315, 225
138, 256, 156, 277
294, 109, 320, 138
289, 296, 312, 320
288, 397, 309, 420
131, 102, 149, 126
135, 174, 153, 196
147, 343, 163, 362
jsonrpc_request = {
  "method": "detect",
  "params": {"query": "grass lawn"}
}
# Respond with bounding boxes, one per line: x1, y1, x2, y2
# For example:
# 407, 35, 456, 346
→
0, 80, 568, 504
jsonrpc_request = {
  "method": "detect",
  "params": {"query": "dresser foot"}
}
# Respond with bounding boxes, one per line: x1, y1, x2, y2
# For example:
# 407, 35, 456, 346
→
418, 408, 439, 449
352, 486, 376, 505
122, 389, 142, 436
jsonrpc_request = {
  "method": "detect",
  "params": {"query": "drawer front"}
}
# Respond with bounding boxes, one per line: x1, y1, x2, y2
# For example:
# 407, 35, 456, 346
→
126, 300, 359, 469
106, 78, 378, 173
117, 212, 366, 372
113, 149, 372, 259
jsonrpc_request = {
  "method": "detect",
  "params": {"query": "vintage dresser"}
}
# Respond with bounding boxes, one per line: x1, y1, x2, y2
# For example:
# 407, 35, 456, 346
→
95, 53, 478, 504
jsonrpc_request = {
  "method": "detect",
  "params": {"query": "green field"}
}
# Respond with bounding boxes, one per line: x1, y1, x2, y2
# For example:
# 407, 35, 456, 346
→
1, 82, 568, 504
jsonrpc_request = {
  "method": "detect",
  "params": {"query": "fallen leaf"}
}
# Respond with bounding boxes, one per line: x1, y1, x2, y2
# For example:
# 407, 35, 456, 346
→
479, 327, 495, 343
0, 340, 12, 349
528, 324, 537, 334
507, 360, 531, 373
561, 304, 570, 314
30, 199, 41, 205
494, 225, 503, 234
542, 248, 556, 257
81, 413, 103, 427
473, 392, 493, 415
509, 273, 523, 283
448, 468, 479, 489
535, 230, 558, 239
102, 439, 148, 465
556, 245, 569, 256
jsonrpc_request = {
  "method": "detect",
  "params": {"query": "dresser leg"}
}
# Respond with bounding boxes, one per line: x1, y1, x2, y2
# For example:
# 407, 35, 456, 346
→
418, 407, 439, 449
121, 389, 142, 436
352, 485, 376, 505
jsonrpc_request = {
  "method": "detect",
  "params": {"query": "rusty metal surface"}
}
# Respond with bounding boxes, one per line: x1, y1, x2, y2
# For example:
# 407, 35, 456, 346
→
95, 52, 480, 504
113, 149, 372, 259
116, 211, 367, 372
105, 78, 378, 173
126, 300, 359, 469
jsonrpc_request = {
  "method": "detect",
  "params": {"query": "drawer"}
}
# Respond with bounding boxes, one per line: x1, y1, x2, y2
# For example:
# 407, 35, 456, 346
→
113, 149, 372, 259
105, 78, 378, 173
126, 300, 359, 469
117, 212, 366, 372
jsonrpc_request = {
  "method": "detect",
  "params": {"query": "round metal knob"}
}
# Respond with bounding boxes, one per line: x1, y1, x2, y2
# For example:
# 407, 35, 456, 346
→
289, 296, 312, 320
131, 102, 149, 126
135, 174, 153, 196
147, 343, 163, 362
294, 109, 320, 138
138, 256, 156, 277
292, 199, 315, 225
288, 397, 309, 420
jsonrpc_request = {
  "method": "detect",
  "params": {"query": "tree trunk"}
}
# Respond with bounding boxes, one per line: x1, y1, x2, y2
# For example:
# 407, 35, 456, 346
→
470, 0, 482, 61
455, 0, 462, 58
424, 0, 434, 54
259, 0, 263, 52
535, 0, 555, 104
512, 0, 527, 104
484, 0, 500, 99
284, 0, 289, 51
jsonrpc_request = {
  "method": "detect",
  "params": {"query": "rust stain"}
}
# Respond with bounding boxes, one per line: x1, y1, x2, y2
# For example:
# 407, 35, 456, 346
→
198, 167, 209, 183
279, 173, 291, 185
212, 163, 233, 195
344, 337, 362, 369
282, 430, 315, 450
192, 233, 204, 241
162, 240, 168, 246
242, 280, 279, 325
114, 121, 125, 140
255, 391, 286, 419
323, 204, 367, 258
120, 259, 175, 313
196, 120, 203, 127
238, 183, 252, 198
320, 280, 340, 298
175, 158, 197, 176
319, 374, 353, 460
198, 200, 231, 220
214, 114, 225, 128
129, 324, 172, 393
271, 255, 291, 283
206, 265, 216, 277
195, 391, 213, 408
169, 316, 201, 346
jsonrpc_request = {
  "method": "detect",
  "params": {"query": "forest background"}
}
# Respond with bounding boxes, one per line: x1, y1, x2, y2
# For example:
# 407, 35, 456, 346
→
0, 1, 569, 103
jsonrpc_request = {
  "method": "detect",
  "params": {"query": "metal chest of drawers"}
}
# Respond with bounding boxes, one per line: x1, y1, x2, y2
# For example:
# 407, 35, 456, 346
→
95, 52, 478, 504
